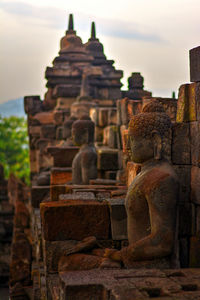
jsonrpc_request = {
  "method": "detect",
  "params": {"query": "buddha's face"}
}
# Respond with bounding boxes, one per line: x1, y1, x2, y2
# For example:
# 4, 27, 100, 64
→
63, 126, 71, 139
72, 127, 88, 146
128, 133, 154, 164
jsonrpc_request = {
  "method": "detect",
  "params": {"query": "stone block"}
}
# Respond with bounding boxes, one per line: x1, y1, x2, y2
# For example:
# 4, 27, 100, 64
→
56, 126, 64, 140
95, 126, 103, 143
41, 125, 56, 139
40, 200, 111, 241
63, 108, 70, 121
106, 198, 127, 240
43, 240, 77, 273
14, 201, 30, 229
127, 100, 142, 120
47, 146, 79, 167
126, 162, 141, 187
179, 203, 195, 237
53, 85, 80, 98
173, 165, 191, 203
31, 186, 50, 208
53, 110, 63, 125
120, 98, 129, 125
35, 138, 50, 152
50, 185, 66, 201
29, 149, 38, 174
64, 284, 108, 300
98, 108, 108, 127
97, 149, 118, 170
121, 128, 131, 162
116, 170, 126, 185
179, 238, 189, 268
28, 126, 41, 137
172, 123, 191, 164
196, 205, 200, 235
90, 107, 99, 125
121, 98, 142, 125
157, 97, 177, 123
108, 108, 117, 125
189, 236, 200, 267
36, 150, 53, 173
24, 95, 42, 116
191, 166, 200, 204
71, 101, 96, 119
176, 83, 200, 122
190, 121, 200, 166
190, 45, 200, 82
60, 192, 96, 201
33, 111, 54, 125
50, 168, 72, 185
105, 171, 117, 180
116, 99, 122, 126
103, 126, 118, 149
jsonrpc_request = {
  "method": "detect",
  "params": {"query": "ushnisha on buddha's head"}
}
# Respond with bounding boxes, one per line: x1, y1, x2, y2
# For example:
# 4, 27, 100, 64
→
128, 100, 171, 164
72, 118, 95, 146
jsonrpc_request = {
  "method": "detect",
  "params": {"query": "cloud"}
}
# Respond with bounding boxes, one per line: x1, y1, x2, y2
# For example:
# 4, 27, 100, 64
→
0, 1, 163, 43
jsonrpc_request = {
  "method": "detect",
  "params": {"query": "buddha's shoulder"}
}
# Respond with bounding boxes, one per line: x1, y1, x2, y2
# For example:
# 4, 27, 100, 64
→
143, 162, 178, 187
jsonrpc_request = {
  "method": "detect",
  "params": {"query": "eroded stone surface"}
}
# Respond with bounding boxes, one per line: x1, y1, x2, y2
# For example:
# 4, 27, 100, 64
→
40, 200, 110, 241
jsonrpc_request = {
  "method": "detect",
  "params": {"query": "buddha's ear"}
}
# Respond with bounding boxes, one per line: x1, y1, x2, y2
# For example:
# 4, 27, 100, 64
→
151, 130, 162, 160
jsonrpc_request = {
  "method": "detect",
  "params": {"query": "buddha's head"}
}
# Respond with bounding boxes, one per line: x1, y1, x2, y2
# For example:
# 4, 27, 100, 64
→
72, 119, 95, 146
128, 100, 171, 164
63, 116, 77, 139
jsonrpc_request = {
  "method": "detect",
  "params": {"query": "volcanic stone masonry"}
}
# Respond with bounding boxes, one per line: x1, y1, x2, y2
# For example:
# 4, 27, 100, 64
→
5, 13, 200, 300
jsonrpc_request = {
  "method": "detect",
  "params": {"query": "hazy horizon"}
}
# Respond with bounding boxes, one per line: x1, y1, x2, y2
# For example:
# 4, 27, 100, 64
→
0, 0, 200, 104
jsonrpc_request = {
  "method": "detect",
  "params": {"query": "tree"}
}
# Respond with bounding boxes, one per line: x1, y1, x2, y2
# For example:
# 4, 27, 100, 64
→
0, 115, 30, 185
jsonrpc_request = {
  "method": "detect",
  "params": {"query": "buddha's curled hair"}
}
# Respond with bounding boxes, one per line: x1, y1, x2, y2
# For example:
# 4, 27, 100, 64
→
128, 100, 171, 138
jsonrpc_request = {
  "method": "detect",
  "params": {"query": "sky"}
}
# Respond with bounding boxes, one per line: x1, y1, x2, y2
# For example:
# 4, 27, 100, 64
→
0, 0, 200, 104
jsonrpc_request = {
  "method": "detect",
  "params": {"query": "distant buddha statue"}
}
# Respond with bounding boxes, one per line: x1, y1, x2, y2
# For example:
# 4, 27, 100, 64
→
61, 116, 77, 147
58, 100, 179, 271
71, 118, 97, 184
104, 100, 179, 267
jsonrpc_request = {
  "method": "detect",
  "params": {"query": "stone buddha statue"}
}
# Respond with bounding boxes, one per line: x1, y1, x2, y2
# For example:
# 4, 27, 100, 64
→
58, 100, 179, 271
71, 118, 97, 184
105, 100, 179, 267
61, 116, 77, 147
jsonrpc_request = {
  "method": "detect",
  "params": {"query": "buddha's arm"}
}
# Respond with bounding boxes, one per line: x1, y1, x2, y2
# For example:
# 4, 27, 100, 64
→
120, 176, 179, 262
81, 151, 97, 185
105, 175, 178, 262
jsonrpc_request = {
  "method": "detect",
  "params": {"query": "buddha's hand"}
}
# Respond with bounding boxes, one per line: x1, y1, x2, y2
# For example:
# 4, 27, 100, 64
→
104, 248, 122, 262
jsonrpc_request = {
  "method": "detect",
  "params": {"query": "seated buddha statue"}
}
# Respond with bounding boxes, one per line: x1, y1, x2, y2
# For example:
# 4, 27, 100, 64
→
58, 100, 179, 271
71, 118, 97, 185
105, 100, 179, 267
60, 116, 77, 147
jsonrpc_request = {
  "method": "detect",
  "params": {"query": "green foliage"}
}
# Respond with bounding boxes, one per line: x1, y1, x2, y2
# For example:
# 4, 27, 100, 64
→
0, 115, 30, 185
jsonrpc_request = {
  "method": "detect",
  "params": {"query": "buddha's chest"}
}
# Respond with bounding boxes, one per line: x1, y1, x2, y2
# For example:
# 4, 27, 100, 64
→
72, 151, 82, 170
125, 173, 149, 218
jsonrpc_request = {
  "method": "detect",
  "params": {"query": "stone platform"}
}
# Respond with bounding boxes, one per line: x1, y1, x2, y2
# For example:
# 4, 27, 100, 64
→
48, 268, 200, 300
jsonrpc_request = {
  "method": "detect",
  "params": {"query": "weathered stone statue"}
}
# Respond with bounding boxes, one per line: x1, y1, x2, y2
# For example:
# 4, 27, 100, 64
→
58, 100, 179, 271
71, 119, 97, 184
61, 116, 77, 147
105, 100, 179, 267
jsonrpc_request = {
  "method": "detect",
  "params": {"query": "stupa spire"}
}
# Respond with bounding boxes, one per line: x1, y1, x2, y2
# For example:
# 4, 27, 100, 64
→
91, 22, 96, 39
68, 13, 74, 31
